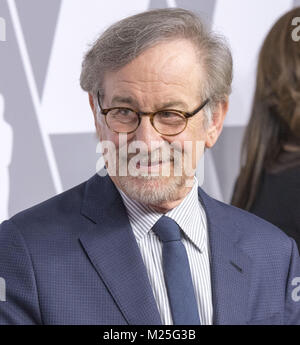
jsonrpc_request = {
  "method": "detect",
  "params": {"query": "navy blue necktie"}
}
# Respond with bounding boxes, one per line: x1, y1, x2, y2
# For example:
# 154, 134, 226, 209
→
152, 215, 201, 325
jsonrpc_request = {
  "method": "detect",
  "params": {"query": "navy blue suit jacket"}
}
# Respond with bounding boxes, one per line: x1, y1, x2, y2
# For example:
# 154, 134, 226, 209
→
0, 173, 300, 324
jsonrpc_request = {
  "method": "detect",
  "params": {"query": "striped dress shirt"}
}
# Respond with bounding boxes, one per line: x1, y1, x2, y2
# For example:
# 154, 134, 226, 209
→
118, 177, 213, 325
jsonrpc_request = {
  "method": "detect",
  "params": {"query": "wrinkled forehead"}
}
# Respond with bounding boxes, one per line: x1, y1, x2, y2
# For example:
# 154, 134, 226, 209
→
101, 40, 204, 107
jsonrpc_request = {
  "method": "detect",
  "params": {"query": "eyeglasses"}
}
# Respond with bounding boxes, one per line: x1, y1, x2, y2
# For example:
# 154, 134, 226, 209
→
97, 91, 210, 136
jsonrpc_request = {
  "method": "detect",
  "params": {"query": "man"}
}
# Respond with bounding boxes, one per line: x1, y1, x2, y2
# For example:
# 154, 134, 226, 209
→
0, 8, 299, 325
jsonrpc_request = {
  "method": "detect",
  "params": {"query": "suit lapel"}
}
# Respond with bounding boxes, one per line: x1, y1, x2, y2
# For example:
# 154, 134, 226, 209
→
79, 174, 162, 325
198, 187, 253, 325
79, 173, 252, 325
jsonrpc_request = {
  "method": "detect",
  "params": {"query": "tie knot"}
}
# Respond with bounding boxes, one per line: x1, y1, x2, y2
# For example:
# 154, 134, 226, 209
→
152, 216, 181, 242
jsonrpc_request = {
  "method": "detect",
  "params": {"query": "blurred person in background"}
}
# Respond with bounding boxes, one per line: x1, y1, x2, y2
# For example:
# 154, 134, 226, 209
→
231, 7, 300, 249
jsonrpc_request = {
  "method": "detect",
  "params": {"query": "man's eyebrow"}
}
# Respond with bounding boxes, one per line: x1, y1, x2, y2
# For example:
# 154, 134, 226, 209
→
111, 96, 136, 107
110, 96, 189, 110
159, 101, 189, 110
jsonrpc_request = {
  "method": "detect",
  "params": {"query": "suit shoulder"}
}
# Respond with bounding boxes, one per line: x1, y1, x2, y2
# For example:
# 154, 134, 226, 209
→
7, 179, 88, 239
199, 187, 293, 247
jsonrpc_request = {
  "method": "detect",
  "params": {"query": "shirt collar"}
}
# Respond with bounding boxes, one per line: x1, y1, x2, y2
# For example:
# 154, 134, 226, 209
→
118, 177, 207, 253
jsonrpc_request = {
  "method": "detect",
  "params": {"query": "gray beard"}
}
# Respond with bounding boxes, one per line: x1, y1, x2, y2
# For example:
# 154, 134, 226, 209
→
115, 174, 187, 205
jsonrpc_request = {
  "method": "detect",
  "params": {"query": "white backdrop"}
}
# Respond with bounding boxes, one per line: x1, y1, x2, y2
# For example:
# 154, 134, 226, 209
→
0, 0, 299, 222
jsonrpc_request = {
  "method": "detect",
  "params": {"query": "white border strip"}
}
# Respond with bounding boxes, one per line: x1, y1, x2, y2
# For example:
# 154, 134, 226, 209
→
8, 0, 63, 194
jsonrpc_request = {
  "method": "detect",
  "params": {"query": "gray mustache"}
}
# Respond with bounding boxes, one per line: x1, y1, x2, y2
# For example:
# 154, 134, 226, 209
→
120, 152, 175, 164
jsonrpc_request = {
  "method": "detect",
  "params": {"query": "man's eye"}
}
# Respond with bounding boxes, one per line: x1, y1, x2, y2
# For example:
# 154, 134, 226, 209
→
160, 111, 175, 118
158, 111, 183, 119
119, 108, 131, 116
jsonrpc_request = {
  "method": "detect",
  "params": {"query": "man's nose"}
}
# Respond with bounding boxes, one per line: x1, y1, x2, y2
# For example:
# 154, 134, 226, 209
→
133, 116, 164, 150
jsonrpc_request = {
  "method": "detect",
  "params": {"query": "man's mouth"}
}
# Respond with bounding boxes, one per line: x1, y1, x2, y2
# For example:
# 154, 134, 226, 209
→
136, 160, 164, 172
134, 159, 174, 175
137, 160, 162, 168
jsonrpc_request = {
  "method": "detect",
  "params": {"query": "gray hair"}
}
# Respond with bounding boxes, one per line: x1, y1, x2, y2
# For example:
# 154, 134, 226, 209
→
80, 8, 233, 122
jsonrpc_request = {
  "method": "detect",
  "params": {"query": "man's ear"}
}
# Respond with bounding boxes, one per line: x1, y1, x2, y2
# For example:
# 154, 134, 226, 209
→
88, 92, 102, 140
205, 98, 229, 148
88, 93, 97, 117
